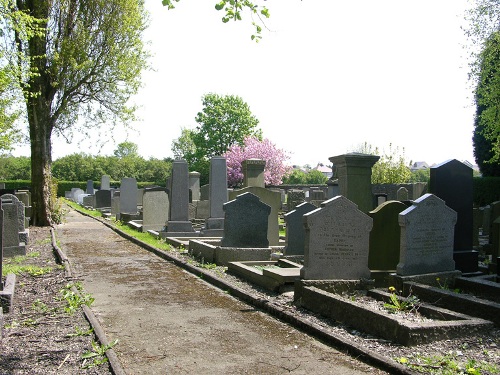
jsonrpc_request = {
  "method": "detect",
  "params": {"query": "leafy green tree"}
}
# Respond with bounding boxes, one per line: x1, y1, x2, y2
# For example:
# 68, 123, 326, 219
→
351, 142, 411, 184
114, 142, 140, 159
409, 168, 430, 183
171, 127, 196, 159
282, 169, 307, 184
9, 0, 149, 225
472, 31, 500, 176
163, 0, 270, 41
0, 0, 44, 152
0, 155, 31, 180
193, 93, 261, 158
187, 93, 261, 184
305, 170, 328, 185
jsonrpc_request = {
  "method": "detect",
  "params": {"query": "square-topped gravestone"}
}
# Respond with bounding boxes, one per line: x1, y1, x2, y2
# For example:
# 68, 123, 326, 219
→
301, 196, 373, 280
368, 200, 407, 272
397, 194, 457, 276
120, 178, 138, 214
221, 192, 270, 248
429, 159, 477, 272
284, 202, 316, 256
95, 190, 112, 209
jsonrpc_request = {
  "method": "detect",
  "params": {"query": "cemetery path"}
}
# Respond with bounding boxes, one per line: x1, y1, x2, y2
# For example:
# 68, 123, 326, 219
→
55, 208, 388, 375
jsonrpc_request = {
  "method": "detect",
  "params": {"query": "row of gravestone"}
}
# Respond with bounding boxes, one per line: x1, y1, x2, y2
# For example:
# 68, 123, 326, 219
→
219, 191, 457, 279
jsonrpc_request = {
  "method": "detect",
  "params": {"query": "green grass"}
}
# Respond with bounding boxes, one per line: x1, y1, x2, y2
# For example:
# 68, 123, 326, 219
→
3, 253, 53, 276
397, 353, 500, 374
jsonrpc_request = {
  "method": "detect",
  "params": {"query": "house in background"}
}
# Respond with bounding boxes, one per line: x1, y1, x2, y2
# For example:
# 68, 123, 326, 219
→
313, 163, 333, 179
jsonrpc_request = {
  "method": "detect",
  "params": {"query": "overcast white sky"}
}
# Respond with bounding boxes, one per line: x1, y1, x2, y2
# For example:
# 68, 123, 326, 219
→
22, 0, 477, 167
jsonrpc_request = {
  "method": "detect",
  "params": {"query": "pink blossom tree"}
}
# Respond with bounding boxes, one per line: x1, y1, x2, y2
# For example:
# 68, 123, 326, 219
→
224, 136, 292, 187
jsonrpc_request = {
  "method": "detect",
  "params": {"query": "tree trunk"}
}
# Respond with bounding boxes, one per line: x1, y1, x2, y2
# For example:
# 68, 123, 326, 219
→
28, 97, 52, 226
20, 0, 53, 226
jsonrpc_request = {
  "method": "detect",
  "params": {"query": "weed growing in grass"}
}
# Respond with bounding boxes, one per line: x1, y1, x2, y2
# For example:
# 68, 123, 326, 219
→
384, 286, 420, 313
436, 277, 461, 293
67, 326, 94, 337
32, 299, 50, 314
3, 252, 52, 276
397, 353, 500, 374
58, 282, 94, 315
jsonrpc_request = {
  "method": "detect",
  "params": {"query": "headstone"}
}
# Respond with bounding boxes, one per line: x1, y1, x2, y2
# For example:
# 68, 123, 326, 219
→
287, 189, 306, 212
137, 188, 144, 208
242, 159, 266, 188
101, 175, 111, 190
86, 180, 94, 195
15, 191, 31, 227
167, 160, 194, 234
203, 157, 228, 236
82, 195, 95, 208
142, 188, 169, 232
2, 200, 25, 257
221, 192, 270, 248
301, 196, 373, 280
111, 191, 120, 218
368, 201, 407, 272
375, 193, 388, 207
71, 188, 85, 202
229, 187, 281, 246
95, 190, 112, 208
329, 153, 380, 213
189, 171, 201, 202
429, 159, 477, 272
120, 178, 138, 214
397, 194, 457, 276
1, 194, 28, 244
284, 202, 316, 256
200, 184, 209, 201
396, 187, 409, 201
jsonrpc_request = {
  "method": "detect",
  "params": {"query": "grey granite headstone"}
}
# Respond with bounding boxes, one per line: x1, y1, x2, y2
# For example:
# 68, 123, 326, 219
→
142, 188, 169, 232
101, 175, 111, 190
167, 160, 194, 234
284, 202, 316, 256
221, 192, 270, 248
82, 195, 95, 208
200, 184, 209, 201
242, 159, 266, 188
120, 178, 138, 214
203, 157, 228, 235
229, 187, 281, 246
95, 190, 112, 209
397, 194, 457, 276
86, 180, 94, 195
301, 196, 373, 280
368, 200, 407, 272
